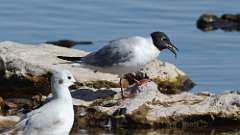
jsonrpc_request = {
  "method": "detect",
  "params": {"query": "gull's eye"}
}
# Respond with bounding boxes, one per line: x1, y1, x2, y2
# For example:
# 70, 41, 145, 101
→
68, 76, 71, 80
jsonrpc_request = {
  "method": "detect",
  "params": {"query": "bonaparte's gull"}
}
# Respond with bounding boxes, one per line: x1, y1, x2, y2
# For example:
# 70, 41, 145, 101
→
58, 31, 178, 98
4, 70, 76, 135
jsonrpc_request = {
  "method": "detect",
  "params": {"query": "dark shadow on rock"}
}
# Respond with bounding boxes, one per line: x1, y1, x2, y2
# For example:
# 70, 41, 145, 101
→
71, 88, 117, 101
46, 39, 93, 48
0, 73, 51, 98
0, 56, 5, 77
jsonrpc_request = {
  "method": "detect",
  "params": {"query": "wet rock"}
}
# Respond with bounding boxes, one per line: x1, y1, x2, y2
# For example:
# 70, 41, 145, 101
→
197, 14, 219, 31
0, 81, 239, 130
0, 95, 46, 116
221, 14, 240, 23
71, 82, 240, 129
46, 39, 93, 48
0, 57, 5, 77
70, 128, 240, 135
0, 41, 193, 98
0, 115, 20, 132
0, 97, 4, 115
197, 13, 240, 32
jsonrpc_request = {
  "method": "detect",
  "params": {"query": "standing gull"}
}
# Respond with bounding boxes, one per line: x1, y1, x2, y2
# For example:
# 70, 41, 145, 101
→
4, 70, 76, 135
58, 31, 178, 98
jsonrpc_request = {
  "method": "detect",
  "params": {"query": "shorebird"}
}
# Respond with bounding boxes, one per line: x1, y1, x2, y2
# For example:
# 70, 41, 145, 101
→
4, 70, 76, 135
58, 31, 178, 98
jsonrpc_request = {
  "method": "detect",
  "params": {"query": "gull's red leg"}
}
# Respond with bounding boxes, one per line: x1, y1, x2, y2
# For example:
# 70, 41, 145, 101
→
126, 73, 151, 86
119, 78, 125, 99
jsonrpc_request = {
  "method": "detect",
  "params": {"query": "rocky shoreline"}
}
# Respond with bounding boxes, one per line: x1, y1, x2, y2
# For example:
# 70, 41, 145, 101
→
0, 41, 239, 132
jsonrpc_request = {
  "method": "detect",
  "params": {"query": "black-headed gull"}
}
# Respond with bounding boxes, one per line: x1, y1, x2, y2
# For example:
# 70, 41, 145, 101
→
58, 31, 178, 98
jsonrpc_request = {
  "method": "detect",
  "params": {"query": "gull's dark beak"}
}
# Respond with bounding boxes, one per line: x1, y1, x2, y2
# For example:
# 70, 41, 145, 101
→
69, 81, 82, 90
166, 42, 179, 58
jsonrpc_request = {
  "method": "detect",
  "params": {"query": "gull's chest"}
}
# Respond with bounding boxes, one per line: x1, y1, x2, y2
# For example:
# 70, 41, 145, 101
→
49, 101, 74, 125
130, 43, 159, 65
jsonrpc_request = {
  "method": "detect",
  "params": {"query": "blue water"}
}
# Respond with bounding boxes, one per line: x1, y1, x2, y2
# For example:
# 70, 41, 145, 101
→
0, 0, 240, 92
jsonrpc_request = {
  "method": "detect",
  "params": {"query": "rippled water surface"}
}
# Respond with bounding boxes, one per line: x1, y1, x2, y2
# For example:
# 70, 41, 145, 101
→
1, 0, 240, 92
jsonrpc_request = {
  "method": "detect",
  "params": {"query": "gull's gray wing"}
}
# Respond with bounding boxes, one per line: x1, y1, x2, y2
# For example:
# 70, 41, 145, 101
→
82, 40, 135, 67
14, 103, 60, 134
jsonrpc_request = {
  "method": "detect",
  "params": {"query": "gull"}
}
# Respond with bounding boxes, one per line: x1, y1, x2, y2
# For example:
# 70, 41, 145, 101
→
57, 31, 178, 98
4, 70, 76, 135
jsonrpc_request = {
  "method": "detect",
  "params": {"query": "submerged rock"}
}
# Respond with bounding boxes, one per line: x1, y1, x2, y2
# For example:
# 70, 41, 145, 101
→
45, 39, 93, 48
0, 41, 193, 98
197, 13, 240, 32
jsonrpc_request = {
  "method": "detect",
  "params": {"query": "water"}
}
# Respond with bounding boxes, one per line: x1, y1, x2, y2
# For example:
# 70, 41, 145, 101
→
71, 128, 240, 135
0, 0, 240, 134
1, 0, 240, 93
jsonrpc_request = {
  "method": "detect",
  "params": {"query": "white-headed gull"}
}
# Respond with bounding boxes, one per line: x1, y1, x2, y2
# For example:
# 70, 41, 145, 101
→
5, 70, 76, 135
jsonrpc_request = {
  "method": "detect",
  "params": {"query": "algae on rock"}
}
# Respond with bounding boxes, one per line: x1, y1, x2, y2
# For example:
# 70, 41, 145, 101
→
71, 82, 240, 129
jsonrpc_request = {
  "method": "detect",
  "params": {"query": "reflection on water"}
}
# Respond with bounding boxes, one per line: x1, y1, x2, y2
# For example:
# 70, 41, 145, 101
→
1, 126, 239, 135
71, 127, 240, 135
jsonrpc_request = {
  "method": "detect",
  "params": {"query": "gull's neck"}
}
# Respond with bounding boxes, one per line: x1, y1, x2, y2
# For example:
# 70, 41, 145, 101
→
51, 84, 72, 103
145, 37, 161, 54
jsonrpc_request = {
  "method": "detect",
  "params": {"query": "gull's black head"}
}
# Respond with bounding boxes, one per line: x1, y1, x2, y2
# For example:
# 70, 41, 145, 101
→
151, 32, 179, 57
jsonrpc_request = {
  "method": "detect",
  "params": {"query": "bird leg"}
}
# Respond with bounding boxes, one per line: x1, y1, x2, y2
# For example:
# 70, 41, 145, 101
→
126, 73, 151, 86
118, 73, 151, 99
119, 78, 125, 99
137, 79, 151, 85
119, 77, 137, 99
